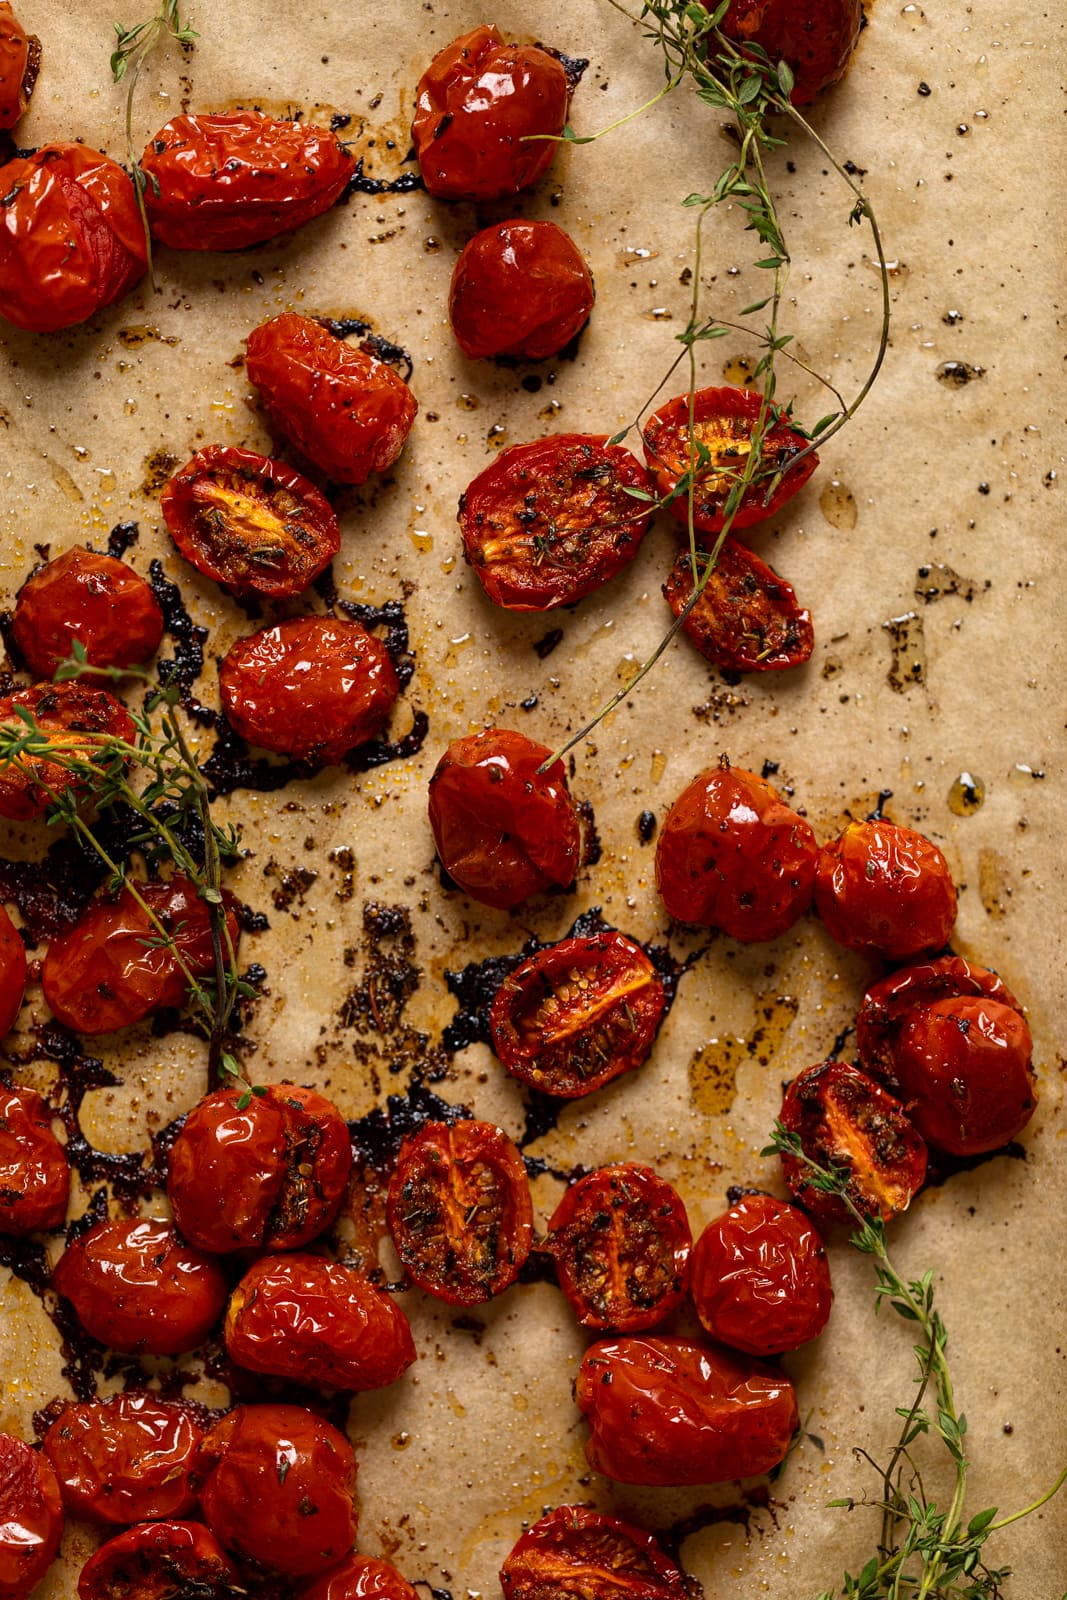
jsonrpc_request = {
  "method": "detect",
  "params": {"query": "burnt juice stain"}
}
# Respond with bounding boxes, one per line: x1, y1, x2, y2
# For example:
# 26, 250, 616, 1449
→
106, 520, 139, 559
315, 316, 415, 383
536, 44, 590, 90
200, 710, 429, 799
148, 558, 211, 719
656, 1485, 775, 1557
575, 797, 602, 868
534, 627, 564, 660
347, 1083, 472, 1170
924, 1142, 1027, 1188
344, 157, 424, 198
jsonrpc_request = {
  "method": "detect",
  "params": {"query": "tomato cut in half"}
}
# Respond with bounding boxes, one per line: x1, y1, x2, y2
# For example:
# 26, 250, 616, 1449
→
499, 1505, 697, 1600
0, 903, 27, 1040
387, 1119, 533, 1304
815, 819, 958, 960
77, 1520, 239, 1600
663, 538, 814, 672
43, 1395, 201, 1526
12, 548, 164, 681
459, 434, 654, 611
0, 1084, 69, 1235
891, 997, 1037, 1157
722, 0, 863, 105
689, 1192, 832, 1356
0, 682, 136, 822
856, 955, 1023, 1080
449, 220, 594, 361
298, 1554, 421, 1600
0, 1433, 64, 1600
0, 3, 40, 129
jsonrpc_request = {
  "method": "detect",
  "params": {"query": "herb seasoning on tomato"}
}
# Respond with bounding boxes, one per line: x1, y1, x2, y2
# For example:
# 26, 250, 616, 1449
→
663, 538, 814, 672
815, 818, 958, 960
890, 997, 1037, 1157
76, 1520, 239, 1600
499, 1505, 696, 1600
449, 220, 594, 361
0, 1085, 69, 1235
689, 1191, 832, 1355
12, 549, 164, 680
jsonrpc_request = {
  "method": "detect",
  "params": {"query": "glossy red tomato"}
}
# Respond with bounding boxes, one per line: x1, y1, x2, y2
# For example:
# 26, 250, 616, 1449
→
689, 1192, 832, 1356
0, 1085, 69, 1235
52, 1217, 228, 1355
655, 762, 817, 940
219, 617, 399, 765
167, 1082, 352, 1254
43, 1395, 201, 1526
0, 1434, 63, 1600
499, 1505, 695, 1600
459, 434, 654, 611
663, 538, 814, 672
140, 112, 356, 250
77, 1520, 239, 1600
722, 0, 863, 105
387, 1119, 533, 1304
428, 728, 581, 910
891, 997, 1037, 1157
0, 144, 146, 332
489, 931, 665, 1098
0, 3, 39, 128
412, 25, 570, 201
856, 956, 1023, 1080
449, 221, 594, 361
298, 1554, 420, 1600
576, 1335, 798, 1486
12, 549, 164, 681
0, 682, 135, 822
194, 1404, 357, 1578
0, 904, 26, 1039
815, 819, 958, 960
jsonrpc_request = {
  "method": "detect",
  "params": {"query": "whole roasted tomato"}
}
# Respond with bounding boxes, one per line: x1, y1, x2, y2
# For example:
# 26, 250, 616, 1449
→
450, 220, 594, 361
0, 3, 40, 129
0, 1085, 69, 1235
387, 1119, 533, 1304
655, 761, 817, 940
52, 1217, 228, 1355
722, 0, 863, 105
194, 1404, 357, 1578
489, 931, 665, 1098
77, 1520, 239, 1600
167, 1082, 352, 1254
43, 1395, 201, 1525
298, 1555, 420, 1600
0, 903, 26, 1038
428, 728, 581, 910
12, 549, 164, 680
140, 112, 356, 250
499, 1505, 695, 1600
245, 313, 418, 486
815, 819, 958, 960
161, 445, 340, 599
689, 1192, 832, 1356
0, 1433, 63, 1600
0, 682, 135, 822
412, 25, 570, 201
663, 538, 814, 672
459, 434, 654, 611
856, 955, 1023, 1080
891, 998, 1037, 1157
576, 1335, 798, 1486
0, 144, 146, 333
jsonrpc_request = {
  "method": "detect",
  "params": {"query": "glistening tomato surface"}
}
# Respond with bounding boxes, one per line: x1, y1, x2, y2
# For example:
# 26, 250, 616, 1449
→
0, 682, 135, 822
499, 1505, 695, 1600
449, 220, 594, 361
0, 1433, 63, 1600
663, 538, 814, 672
722, 0, 863, 104
77, 1521, 239, 1600
0, 1085, 69, 1235
0, 3, 39, 128
12, 548, 164, 680
0, 903, 26, 1039
43, 1395, 201, 1525
689, 1192, 832, 1356
815, 819, 958, 960
856, 956, 1023, 1080
459, 435, 654, 611
297, 1554, 420, 1600
891, 998, 1037, 1157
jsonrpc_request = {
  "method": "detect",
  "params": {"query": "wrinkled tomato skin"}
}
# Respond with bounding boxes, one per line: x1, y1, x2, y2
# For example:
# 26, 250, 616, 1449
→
722, 0, 862, 105
499, 1504, 695, 1600
663, 538, 814, 672
42, 1395, 201, 1526
297, 1553, 420, 1600
856, 956, 1022, 1080
140, 112, 356, 250
689, 1192, 832, 1356
459, 434, 653, 611
77, 1520, 239, 1600
0, 4, 39, 129
576, 1336, 798, 1486
891, 998, 1037, 1157
0, 904, 26, 1039
450, 221, 594, 361
52, 1217, 228, 1355
0, 1434, 64, 1600
245, 313, 417, 486
0, 1085, 69, 1235
12, 549, 164, 681
428, 728, 581, 910
489, 932, 665, 1098
412, 25, 569, 202
194, 1404, 357, 1578
815, 819, 958, 960
387, 1119, 534, 1305
779, 1061, 928, 1223
0, 682, 135, 822
220, 617, 399, 764
655, 763, 817, 940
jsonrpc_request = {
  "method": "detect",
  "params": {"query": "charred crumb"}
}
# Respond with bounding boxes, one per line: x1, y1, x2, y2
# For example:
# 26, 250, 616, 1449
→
637, 809, 656, 844
239, 902, 270, 934
347, 1083, 471, 1170
576, 797, 602, 868
344, 156, 424, 198
264, 859, 318, 912
516, 1250, 559, 1286
535, 43, 590, 90
533, 627, 564, 659
314, 316, 415, 383
866, 789, 893, 822
336, 594, 416, 686
725, 1184, 773, 1206
519, 1088, 566, 1148
148, 559, 211, 718
106, 520, 139, 559
827, 1024, 855, 1060
330, 111, 352, 132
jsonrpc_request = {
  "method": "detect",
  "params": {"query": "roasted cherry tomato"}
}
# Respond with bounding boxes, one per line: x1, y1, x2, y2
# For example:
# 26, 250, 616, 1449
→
52, 1217, 228, 1355
43, 1395, 201, 1526
890, 997, 1037, 1157
0, 682, 135, 822
856, 955, 1023, 1080
0, 3, 40, 129
449, 220, 594, 361
459, 435, 653, 612
412, 25, 570, 202
194, 1404, 357, 1579
0, 1085, 68, 1235
0, 903, 26, 1038
815, 819, 958, 960
41, 876, 241, 1035
140, 112, 356, 251
489, 931, 665, 1099
166, 1082, 352, 1254
722, 0, 862, 105
298, 1555, 420, 1600
689, 1192, 832, 1356
219, 617, 399, 764
77, 1520, 239, 1600
0, 1434, 63, 1600
428, 728, 581, 910
663, 538, 814, 672
387, 1119, 533, 1305
12, 549, 164, 681
245, 313, 418, 486
655, 761, 817, 940
643, 387, 816, 538
161, 445, 340, 599
499, 1505, 695, 1600
779, 1060, 928, 1223
576, 1335, 798, 1486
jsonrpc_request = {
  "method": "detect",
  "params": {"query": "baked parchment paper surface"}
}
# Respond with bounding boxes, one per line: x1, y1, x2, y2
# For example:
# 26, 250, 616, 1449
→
1, 0, 1064, 1595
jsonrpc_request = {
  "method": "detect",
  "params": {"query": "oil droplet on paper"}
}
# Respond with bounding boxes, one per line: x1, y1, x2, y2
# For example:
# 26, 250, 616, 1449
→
948, 772, 985, 815
689, 1041, 740, 1118
819, 479, 857, 530
978, 848, 1013, 918
722, 354, 756, 386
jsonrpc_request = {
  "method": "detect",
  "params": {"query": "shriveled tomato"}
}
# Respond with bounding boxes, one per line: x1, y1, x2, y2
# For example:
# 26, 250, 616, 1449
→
245, 313, 417, 486
0, 681, 135, 822
459, 435, 654, 611
0, 3, 39, 129
856, 955, 1023, 1080
219, 617, 399, 763
77, 1520, 239, 1600
643, 387, 817, 538
52, 1217, 228, 1355
689, 1192, 832, 1356
428, 728, 581, 910
722, 0, 862, 105
12, 548, 164, 681
890, 998, 1037, 1157
167, 1082, 352, 1255
0, 904, 26, 1039
298, 1555, 420, 1600
663, 539, 813, 672
815, 819, 958, 960
0, 144, 146, 333
489, 931, 665, 1098
387, 1119, 533, 1305
412, 25, 570, 201
576, 1335, 798, 1486
0, 1434, 63, 1600
161, 445, 340, 599
0, 1085, 69, 1235
779, 1060, 928, 1223
449, 220, 594, 361
140, 112, 356, 251
43, 1395, 201, 1526
655, 761, 817, 940
499, 1505, 695, 1600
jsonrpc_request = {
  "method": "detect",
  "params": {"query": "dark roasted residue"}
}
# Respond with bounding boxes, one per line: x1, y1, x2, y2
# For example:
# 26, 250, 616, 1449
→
148, 558, 211, 721
348, 1083, 471, 1170
535, 44, 590, 91
533, 627, 564, 659
637, 809, 656, 844
106, 521, 140, 559
344, 157, 424, 198
315, 316, 415, 384
575, 797, 601, 868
